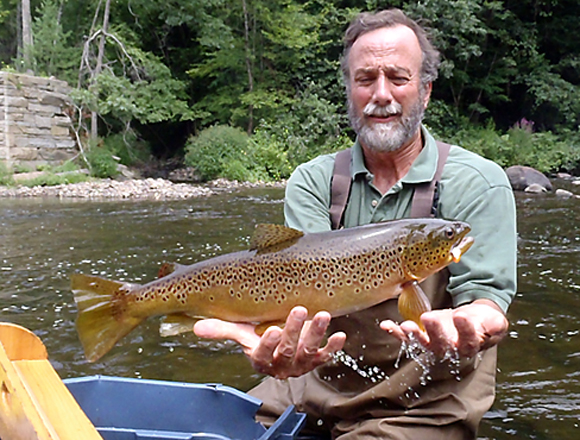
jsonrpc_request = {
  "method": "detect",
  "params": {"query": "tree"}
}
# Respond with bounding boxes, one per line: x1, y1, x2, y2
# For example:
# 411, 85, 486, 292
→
20, 0, 33, 70
74, 0, 196, 148
187, 0, 319, 133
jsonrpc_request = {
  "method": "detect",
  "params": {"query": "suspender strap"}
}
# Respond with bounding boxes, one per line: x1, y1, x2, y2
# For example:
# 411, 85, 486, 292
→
330, 141, 451, 229
330, 148, 352, 230
409, 141, 450, 218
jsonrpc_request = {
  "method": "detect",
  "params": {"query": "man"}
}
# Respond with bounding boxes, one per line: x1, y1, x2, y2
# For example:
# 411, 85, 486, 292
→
194, 8, 516, 439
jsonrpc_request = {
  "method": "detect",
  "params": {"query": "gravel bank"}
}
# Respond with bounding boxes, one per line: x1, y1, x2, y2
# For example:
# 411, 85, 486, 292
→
0, 178, 285, 200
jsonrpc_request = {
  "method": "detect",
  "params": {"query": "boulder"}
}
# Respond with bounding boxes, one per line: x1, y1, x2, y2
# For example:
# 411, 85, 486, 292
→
555, 189, 580, 199
505, 165, 553, 192
524, 183, 548, 194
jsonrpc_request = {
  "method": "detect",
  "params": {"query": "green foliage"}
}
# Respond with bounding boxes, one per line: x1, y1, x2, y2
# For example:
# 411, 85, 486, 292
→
253, 83, 352, 168
184, 125, 258, 181
0, 0, 578, 175
18, 171, 90, 187
76, 26, 196, 128
447, 122, 580, 174
102, 131, 151, 166
85, 144, 120, 179
36, 160, 80, 173
188, 0, 321, 131
29, 0, 79, 82
0, 161, 14, 186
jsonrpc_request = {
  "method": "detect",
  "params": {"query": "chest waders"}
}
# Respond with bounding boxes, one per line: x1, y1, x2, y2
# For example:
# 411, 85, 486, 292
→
250, 142, 498, 440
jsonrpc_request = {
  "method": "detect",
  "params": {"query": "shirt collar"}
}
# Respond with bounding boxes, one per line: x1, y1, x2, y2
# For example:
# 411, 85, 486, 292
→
351, 125, 438, 185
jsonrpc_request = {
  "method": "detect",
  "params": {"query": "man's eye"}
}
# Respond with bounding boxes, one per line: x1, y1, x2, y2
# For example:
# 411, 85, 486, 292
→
357, 77, 374, 85
391, 77, 410, 85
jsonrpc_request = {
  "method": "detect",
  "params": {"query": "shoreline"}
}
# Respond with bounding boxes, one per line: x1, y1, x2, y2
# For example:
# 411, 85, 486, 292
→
0, 177, 286, 200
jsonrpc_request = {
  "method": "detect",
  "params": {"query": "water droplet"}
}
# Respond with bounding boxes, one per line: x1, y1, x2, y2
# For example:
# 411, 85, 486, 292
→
331, 350, 388, 382
396, 334, 436, 386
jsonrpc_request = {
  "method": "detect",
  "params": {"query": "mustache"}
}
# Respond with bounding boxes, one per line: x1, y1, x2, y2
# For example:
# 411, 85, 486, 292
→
363, 102, 403, 118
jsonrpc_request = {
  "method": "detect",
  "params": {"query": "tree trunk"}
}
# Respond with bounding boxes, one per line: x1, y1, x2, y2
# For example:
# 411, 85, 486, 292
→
90, 0, 111, 140
241, 0, 254, 134
21, 0, 33, 71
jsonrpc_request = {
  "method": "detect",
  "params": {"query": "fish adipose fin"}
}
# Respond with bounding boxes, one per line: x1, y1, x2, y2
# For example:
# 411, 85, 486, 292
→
397, 281, 432, 331
249, 224, 304, 252
159, 313, 199, 337
158, 262, 187, 278
71, 274, 144, 362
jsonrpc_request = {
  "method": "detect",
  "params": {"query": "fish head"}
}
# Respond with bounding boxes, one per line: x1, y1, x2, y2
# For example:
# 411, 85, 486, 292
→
401, 219, 474, 281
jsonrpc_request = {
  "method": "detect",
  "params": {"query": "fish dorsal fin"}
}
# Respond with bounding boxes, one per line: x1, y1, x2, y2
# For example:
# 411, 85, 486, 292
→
249, 224, 304, 251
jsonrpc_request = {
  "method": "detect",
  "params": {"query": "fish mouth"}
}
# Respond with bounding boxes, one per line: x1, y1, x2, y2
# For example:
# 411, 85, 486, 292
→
450, 236, 474, 263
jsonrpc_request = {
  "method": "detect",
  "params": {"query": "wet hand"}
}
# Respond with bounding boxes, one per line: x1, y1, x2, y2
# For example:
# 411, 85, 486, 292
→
193, 306, 346, 379
380, 299, 508, 358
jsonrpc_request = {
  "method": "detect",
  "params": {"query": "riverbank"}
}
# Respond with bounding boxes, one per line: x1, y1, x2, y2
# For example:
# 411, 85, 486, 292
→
0, 177, 286, 200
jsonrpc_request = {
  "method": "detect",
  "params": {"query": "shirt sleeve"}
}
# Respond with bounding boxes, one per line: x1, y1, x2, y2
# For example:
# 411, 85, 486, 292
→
441, 156, 517, 313
284, 156, 336, 233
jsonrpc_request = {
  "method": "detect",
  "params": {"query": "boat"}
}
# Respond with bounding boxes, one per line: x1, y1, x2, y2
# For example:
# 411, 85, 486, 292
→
0, 322, 306, 440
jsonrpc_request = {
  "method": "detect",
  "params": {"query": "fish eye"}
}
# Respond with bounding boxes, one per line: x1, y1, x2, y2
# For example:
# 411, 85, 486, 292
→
444, 227, 455, 239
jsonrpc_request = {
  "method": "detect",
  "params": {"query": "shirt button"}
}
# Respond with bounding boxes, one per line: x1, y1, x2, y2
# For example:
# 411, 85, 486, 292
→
371, 200, 378, 207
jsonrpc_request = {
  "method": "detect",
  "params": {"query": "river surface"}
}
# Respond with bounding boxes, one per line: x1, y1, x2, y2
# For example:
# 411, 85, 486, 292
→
0, 182, 579, 439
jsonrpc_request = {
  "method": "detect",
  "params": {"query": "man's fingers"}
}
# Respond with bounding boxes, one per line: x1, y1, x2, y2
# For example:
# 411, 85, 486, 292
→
380, 320, 405, 338
193, 319, 260, 354
275, 306, 308, 362
422, 316, 454, 357
454, 313, 479, 357
251, 326, 283, 373
317, 332, 347, 363
194, 307, 339, 379
297, 311, 331, 359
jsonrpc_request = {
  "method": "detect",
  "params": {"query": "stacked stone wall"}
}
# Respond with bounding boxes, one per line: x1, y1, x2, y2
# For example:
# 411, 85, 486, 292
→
0, 72, 76, 169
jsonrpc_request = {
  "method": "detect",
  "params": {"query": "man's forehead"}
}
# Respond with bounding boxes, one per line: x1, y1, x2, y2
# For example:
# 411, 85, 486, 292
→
349, 25, 422, 71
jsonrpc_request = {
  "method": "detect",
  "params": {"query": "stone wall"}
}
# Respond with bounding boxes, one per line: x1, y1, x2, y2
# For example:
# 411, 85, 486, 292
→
0, 72, 76, 169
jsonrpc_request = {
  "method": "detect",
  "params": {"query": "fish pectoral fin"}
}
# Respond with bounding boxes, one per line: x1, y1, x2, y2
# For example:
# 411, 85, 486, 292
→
254, 321, 286, 336
158, 262, 187, 278
397, 281, 432, 331
249, 224, 304, 252
160, 314, 200, 337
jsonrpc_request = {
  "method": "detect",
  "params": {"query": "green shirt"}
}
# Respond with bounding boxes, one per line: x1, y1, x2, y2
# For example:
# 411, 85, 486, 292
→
284, 126, 517, 312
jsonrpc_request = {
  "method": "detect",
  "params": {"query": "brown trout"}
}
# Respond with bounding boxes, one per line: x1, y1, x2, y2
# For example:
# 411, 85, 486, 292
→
72, 219, 473, 362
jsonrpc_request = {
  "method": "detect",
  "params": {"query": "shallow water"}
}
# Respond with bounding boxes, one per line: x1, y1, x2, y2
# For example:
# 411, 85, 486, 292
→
0, 182, 578, 439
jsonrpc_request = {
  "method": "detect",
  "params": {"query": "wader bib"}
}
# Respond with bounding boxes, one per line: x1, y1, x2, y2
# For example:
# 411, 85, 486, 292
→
250, 143, 497, 439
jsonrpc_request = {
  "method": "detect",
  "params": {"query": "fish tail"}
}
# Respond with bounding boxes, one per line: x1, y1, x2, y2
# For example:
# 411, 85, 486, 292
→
71, 274, 143, 362
397, 281, 432, 330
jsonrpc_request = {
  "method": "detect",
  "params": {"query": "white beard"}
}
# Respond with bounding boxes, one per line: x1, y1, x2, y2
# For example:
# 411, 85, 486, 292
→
348, 96, 425, 153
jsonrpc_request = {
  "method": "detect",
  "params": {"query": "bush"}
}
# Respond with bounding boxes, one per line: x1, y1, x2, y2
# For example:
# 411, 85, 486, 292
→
249, 129, 295, 181
103, 131, 151, 166
0, 161, 14, 186
447, 122, 580, 174
184, 125, 262, 182
86, 143, 120, 178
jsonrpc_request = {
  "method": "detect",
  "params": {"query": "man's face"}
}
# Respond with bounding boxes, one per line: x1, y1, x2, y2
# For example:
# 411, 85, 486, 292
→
346, 25, 431, 153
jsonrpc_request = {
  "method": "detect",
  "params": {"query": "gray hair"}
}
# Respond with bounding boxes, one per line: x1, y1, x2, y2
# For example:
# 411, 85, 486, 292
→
340, 9, 440, 91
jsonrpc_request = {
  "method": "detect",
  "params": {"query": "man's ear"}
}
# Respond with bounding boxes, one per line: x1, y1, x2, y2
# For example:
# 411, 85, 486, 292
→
422, 82, 433, 109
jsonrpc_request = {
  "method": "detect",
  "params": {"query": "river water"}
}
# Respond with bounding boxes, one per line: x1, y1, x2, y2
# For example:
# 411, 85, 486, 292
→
0, 182, 578, 439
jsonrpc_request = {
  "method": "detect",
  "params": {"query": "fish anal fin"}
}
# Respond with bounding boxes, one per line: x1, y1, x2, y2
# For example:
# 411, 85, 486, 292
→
397, 281, 432, 331
160, 313, 200, 337
158, 262, 187, 279
254, 321, 286, 336
249, 224, 304, 252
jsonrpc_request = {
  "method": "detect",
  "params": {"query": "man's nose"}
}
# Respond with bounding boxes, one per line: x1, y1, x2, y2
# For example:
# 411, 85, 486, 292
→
373, 75, 393, 105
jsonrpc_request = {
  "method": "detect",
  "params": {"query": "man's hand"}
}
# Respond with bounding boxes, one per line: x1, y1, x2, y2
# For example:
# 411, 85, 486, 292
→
193, 306, 346, 379
380, 299, 508, 358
